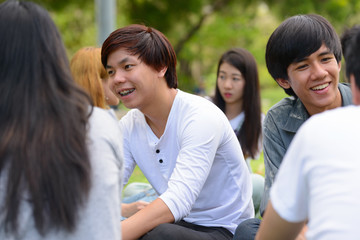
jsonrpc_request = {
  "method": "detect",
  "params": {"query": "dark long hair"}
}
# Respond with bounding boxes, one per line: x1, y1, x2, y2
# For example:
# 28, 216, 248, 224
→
0, 0, 92, 235
213, 48, 262, 159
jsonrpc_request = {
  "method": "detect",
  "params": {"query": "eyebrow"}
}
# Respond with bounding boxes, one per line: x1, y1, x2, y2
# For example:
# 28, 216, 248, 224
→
106, 57, 130, 69
294, 50, 333, 63
219, 70, 242, 76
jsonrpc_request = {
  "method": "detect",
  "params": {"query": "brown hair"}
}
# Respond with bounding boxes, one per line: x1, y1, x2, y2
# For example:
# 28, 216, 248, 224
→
101, 24, 178, 89
71, 47, 108, 109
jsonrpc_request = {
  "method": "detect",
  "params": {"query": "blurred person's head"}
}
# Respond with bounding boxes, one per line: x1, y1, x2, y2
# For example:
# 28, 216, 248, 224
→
71, 47, 119, 108
341, 25, 360, 57
0, 0, 91, 236
343, 26, 360, 104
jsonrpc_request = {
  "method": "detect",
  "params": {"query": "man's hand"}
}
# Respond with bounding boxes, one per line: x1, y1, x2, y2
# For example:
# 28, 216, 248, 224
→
122, 201, 150, 218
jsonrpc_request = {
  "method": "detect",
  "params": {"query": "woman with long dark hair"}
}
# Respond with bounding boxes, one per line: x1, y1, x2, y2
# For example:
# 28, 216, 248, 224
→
213, 48, 264, 217
0, 1, 123, 239
213, 48, 263, 161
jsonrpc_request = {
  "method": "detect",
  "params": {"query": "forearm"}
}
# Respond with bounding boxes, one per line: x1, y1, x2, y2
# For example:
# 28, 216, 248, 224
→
256, 201, 304, 240
121, 198, 174, 240
122, 201, 150, 218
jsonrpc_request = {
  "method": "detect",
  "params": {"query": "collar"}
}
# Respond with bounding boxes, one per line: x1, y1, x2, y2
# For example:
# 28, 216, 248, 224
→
281, 83, 352, 133
282, 97, 309, 133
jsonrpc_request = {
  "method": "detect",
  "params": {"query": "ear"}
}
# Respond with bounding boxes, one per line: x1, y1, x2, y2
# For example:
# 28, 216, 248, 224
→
350, 74, 360, 105
276, 78, 291, 89
158, 66, 168, 78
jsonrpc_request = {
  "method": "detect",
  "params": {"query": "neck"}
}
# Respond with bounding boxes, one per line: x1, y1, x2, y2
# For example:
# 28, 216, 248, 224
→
225, 100, 243, 120
145, 88, 177, 138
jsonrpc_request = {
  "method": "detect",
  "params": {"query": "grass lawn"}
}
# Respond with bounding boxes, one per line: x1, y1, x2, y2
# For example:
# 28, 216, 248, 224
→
124, 86, 287, 184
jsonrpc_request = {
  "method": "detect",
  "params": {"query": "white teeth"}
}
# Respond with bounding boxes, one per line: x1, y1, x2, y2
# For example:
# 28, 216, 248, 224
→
119, 89, 135, 96
312, 83, 329, 91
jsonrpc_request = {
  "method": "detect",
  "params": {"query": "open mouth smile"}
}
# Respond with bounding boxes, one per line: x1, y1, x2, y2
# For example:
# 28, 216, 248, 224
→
311, 83, 329, 91
119, 88, 135, 96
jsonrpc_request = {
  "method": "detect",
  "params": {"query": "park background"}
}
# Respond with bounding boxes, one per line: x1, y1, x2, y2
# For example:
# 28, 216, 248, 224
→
26, 0, 360, 183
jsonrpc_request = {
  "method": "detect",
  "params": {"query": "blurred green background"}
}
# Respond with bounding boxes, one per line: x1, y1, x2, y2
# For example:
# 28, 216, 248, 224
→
21, 0, 359, 94
12, 0, 360, 181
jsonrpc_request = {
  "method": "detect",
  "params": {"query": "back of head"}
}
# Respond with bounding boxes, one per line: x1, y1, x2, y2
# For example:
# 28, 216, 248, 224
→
0, 0, 91, 236
70, 47, 107, 108
341, 25, 360, 62
266, 14, 342, 97
101, 24, 178, 88
344, 27, 360, 89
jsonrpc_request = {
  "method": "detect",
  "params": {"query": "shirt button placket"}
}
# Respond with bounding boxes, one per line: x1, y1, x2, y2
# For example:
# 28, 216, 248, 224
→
156, 149, 163, 164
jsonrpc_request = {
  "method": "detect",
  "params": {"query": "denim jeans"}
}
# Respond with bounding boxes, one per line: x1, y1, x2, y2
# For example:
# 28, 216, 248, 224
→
232, 218, 261, 240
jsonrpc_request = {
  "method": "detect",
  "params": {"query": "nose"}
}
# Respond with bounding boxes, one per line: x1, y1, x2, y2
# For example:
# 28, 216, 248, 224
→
310, 61, 327, 80
112, 71, 126, 84
224, 78, 232, 89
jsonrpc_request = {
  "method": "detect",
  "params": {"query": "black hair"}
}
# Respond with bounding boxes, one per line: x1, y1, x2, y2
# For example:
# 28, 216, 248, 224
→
344, 26, 360, 89
0, 0, 92, 235
213, 48, 262, 159
266, 14, 342, 97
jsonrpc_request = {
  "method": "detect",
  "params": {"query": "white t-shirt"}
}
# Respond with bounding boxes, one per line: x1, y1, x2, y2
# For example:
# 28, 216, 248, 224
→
229, 112, 245, 131
270, 105, 360, 240
120, 89, 254, 234
0, 107, 123, 240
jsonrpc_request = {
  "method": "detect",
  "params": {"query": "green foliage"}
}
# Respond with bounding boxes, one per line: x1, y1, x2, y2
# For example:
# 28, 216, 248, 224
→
127, 166, 149, 184
32, 0, 91, 10
50, 3, 97, 58
180, 2, 280, 94
263, 0, 360, 30
124, 0, 205, 33
17, 0, 360, 93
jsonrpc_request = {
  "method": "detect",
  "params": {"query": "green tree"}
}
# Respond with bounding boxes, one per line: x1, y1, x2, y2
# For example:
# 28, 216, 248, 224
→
121, 0, 360, 92
23, 0, 360, 93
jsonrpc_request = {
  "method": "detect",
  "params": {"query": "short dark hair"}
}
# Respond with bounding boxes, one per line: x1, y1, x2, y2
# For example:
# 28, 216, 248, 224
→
340, 25, 360, 56
266, 14, 342, 97
101, 24, 178, 89
344, 26, 360, 89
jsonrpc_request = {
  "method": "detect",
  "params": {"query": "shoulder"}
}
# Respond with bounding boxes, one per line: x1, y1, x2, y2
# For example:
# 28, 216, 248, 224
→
89, 107, 120, 135
174, 90, 225, 119
339, 82, 351, 90
176, 90, 216, 107
119, 109, 144, 129
338, 82, 353, 106
120, 108, 143, 122
304, 105, 358, 131
172, 90, 231, 136
267, 97, 297, 114
173, 90, 222, 114
87, 108, 122, 149
292, 106, 360, 151
265, 96, 297, 124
